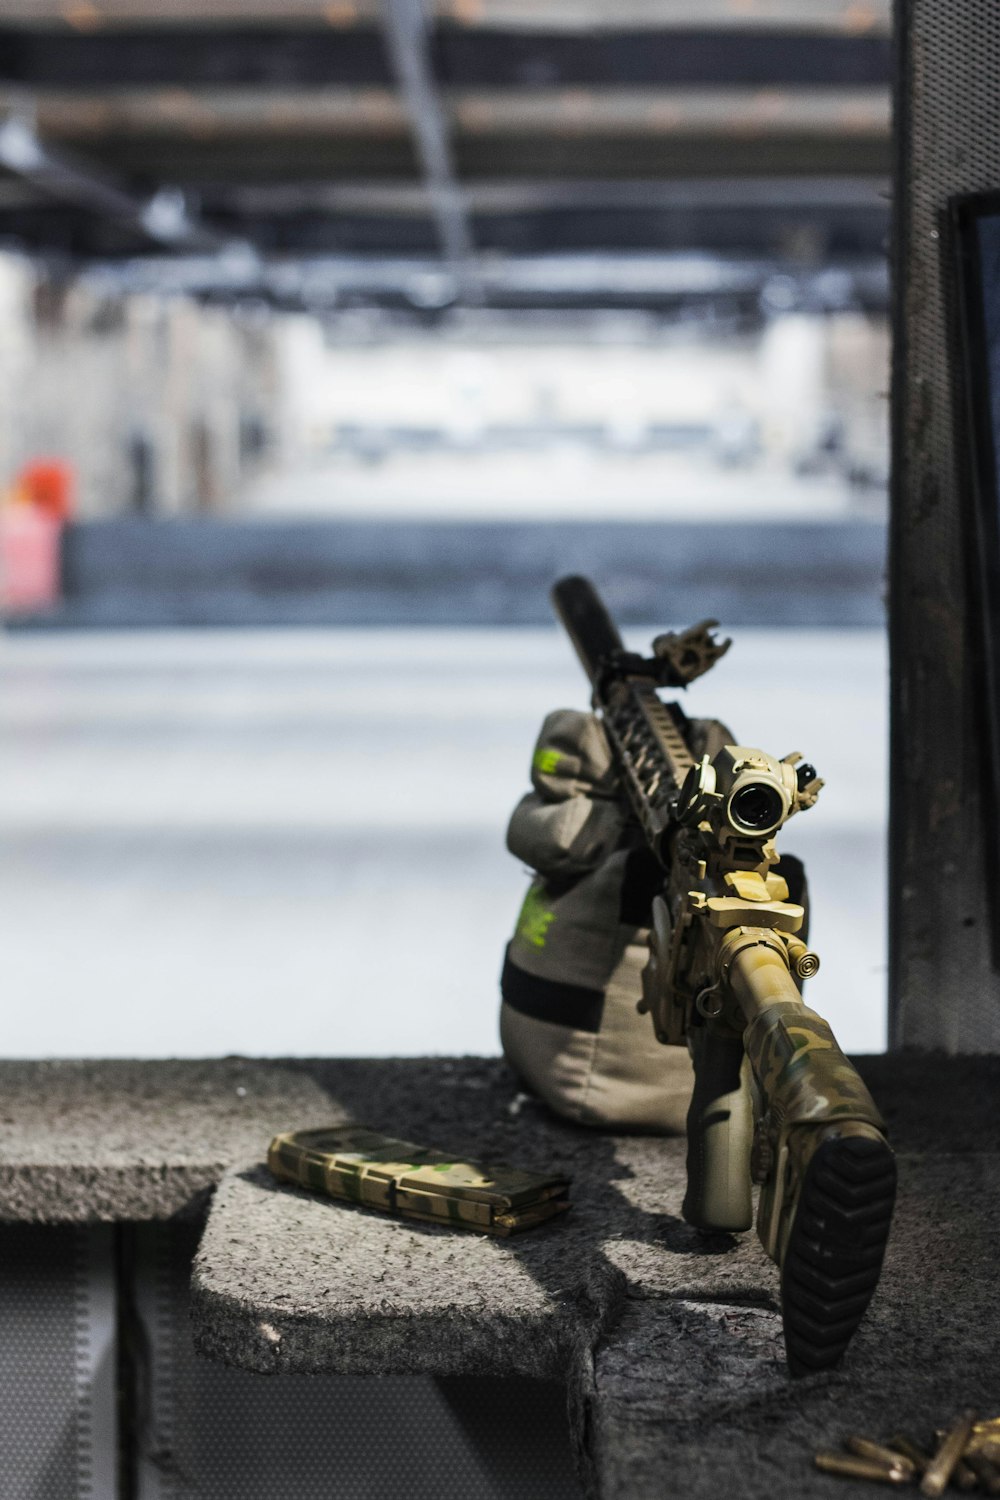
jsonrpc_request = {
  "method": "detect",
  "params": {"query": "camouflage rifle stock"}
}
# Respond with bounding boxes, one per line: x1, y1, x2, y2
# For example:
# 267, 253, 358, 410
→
551, 574, 895, 1377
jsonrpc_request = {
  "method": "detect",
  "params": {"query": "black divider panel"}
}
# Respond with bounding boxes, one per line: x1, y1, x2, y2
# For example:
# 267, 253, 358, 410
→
890, 0, 1000, 1048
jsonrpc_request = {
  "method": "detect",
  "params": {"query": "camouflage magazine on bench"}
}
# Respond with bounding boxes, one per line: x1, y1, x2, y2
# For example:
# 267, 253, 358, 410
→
267, 1125, 571, 1236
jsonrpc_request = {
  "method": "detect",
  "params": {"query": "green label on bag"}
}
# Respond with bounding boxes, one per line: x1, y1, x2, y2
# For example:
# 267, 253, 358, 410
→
516, 886, 556, 948
533, 748, 563, 775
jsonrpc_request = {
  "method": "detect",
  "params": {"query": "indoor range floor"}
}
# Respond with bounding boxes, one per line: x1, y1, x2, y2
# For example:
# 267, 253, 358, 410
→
0, 625, 887, 1059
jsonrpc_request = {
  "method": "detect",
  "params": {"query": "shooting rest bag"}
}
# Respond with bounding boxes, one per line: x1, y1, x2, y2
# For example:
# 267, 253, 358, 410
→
500, 708, 735, 1133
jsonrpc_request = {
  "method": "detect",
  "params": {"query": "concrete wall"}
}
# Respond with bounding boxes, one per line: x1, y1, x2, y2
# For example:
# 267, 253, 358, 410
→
279, 309, 889, 478
46, 514, 886, 628
0, 262, 888, 522
0, 255, 281, 519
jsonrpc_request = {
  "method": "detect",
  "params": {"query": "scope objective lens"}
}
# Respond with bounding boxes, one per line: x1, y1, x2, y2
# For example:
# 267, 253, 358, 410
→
728, 781, 785, 834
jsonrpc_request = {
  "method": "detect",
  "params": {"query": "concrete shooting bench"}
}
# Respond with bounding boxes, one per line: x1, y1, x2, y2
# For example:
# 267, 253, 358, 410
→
0, 1054, 998, 1499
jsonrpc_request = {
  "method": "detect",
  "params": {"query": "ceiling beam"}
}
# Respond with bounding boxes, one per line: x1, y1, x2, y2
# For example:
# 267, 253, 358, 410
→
0, 25, 891, 90
0, 85, 889, 142
209, 174, 891, 216
0, 128, 887, 187
77, 249, 890, 315
0, 1, 892, 36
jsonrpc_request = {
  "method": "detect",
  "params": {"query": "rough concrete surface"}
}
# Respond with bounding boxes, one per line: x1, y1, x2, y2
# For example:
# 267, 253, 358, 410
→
4, 1052, 1000, 1497
588, 1151, 1000, 1498
0, 1059, 331, 1220
191, 1057, 775, 1381
188, 1054, 1000, 1499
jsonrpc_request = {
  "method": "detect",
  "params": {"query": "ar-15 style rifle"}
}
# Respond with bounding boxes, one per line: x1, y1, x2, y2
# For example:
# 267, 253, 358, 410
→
551, 574, 895, 1377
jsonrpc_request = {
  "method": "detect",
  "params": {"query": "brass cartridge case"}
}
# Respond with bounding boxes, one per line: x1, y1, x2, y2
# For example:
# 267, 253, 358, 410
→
814, 1452, 910, 1484
922, 1412, 978, 1498
845, 1438, 916, 1479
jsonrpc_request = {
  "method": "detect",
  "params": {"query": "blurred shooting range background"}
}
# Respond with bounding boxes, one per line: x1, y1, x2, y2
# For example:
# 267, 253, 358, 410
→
0, 0, 892, 1056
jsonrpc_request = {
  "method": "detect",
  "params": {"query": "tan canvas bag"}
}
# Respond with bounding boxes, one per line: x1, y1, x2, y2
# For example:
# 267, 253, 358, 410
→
500, 708, 808, 1132
501, 709, 711, 1131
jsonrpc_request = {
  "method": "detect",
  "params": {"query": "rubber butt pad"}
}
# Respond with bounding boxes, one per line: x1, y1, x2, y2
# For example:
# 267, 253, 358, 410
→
780, 1133, 896, 1378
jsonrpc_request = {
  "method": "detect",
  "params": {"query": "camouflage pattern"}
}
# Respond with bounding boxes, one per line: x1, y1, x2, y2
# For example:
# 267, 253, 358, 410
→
707, 937, 888, 1260
743, 998, 885, 1134
735, 980, 886, 1262
268, 1126, 570, 1237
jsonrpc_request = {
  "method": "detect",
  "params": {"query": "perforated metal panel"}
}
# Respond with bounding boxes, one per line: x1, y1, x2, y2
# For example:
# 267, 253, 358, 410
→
134, 1225, 583, 1500
0, 1226, 117, 1500
890, 0, 1000, 1049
